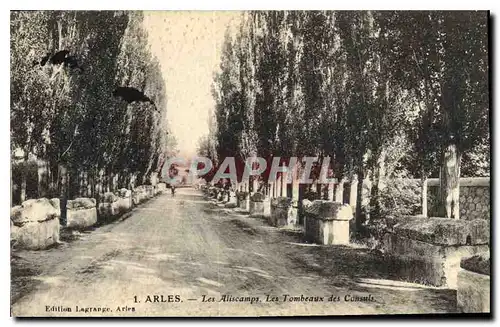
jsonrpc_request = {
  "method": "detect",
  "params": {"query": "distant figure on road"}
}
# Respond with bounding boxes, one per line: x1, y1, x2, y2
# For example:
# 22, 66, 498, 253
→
171, 185, 176, 197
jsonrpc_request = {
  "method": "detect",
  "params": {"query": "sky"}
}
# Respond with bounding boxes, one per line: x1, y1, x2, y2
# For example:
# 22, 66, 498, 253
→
143, 11, 241, 158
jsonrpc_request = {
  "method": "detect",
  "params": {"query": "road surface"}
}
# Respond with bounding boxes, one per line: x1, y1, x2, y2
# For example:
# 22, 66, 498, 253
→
11, 188, 456, 317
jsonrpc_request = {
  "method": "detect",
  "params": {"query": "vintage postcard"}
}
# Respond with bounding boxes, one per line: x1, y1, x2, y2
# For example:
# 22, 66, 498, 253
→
10, 10, 490, 317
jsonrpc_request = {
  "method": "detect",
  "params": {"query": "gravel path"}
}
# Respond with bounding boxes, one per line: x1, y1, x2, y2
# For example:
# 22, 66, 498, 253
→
11, 188, 456, 317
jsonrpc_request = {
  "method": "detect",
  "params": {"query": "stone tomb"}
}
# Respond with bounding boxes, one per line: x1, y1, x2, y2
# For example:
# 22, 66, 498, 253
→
249, 192, 265, 217
145, 185, 155, 199
269, 197, 296, 227
236, 191, 250, 212
457, 253, 490, 313
116, 188, 132, 211
66, 197, 97, 229
132, 185, 148, 205
11, 198, 60, 250
157, 183, 167, 194
224, 191, 238, 208
208, 187, 217, 199
303, 200, 353, 245
99, 190, 132, 218
263, 197, 271, 217
382, 216, 489, 288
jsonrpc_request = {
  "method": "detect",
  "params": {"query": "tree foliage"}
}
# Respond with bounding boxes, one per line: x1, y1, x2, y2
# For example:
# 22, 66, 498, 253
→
206, 10, 489, 221
11, 11, 171, 203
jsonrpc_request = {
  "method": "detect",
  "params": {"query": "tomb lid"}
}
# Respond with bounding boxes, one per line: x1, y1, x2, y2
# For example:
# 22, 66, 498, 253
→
271, 197, 292, 208
250, 192, 265, 202
460, 252, 490, 276
67, 197, 96, 209
117, 188, 131, 198
11, 198, 60, 225
101, 192, 118, 203
304, 200, 353, 221
393, 216, 489, 246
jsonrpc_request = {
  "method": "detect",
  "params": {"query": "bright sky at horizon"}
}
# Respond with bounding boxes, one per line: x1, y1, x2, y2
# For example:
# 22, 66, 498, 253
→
143, 11, 241, 158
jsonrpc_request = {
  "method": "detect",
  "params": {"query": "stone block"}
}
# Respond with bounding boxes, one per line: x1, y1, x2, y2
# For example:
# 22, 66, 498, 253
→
224, 202, 238, 209
66, 197, 95, 210
99, 189, 132, 219
132, 186, 148, 205
11, 198, 60, 225
271, 197, 292, 208
145, 185, 155, 198
393, 216, 489, 246
382, 233, 489, 288
224, 191, 238, 208
303, 201, 353, 245
10, 198, 60, 250
250, 192, 265, 202
117, 188, 131, 198
249, 200, 264, 217
66, 197, 97, 229
98, 202, 118, 217
457, 268, 490, 313
236, 191, 249, 201
269, 197, 295, 227
157, 183, 167, 194
102, 192, 117, 203
208, 187, 217, 198
115, 189, 132, 212
460, 253, 490, 276
238, 198, 250, 212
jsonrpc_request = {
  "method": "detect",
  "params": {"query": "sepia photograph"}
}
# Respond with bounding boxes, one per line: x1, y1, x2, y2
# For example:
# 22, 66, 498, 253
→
9, 9, 490, 317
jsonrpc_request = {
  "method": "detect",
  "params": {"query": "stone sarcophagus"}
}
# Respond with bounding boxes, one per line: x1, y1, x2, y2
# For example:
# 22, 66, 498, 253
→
145, 185, 155, 198
99, 190, 132, 218
263, 198, 271, 217
132, 186, 148, 205
303, 200, 353, 245
208, 187, 217, 198
116, 188, 132, 212
236, 191, 250, 211
249, 192, 265, 217
457, 253, 490, 313
157, 183, 167, 194
224, 191, 238, 208
66, 197, 97, 229
11, 198, 60, 250
270, 197, 296, 227
382, 216, 489, 288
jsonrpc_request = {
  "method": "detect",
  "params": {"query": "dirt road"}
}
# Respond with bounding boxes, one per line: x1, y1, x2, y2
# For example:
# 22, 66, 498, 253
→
11, 188, 456, 317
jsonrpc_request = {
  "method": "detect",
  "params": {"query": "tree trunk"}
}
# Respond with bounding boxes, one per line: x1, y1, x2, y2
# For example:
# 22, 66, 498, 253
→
37, 160, 48, 199
280, 173, 285, 197
286, 183, 293, 199
349, 177, 358, 211
327, 183, 335, 201
20, 168, 27, 203
48, 160, 57, 197
439, 143, 461, 219
298, 183, 306, 225
355, 169, 365, 231
291, 167, 299, 201
369, 170, 380, 220
335, 180, 344, 203
59, 164, 68, 226
90, 169, 96, 199
19, 152, 30, 203
421, 173, 428, 217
